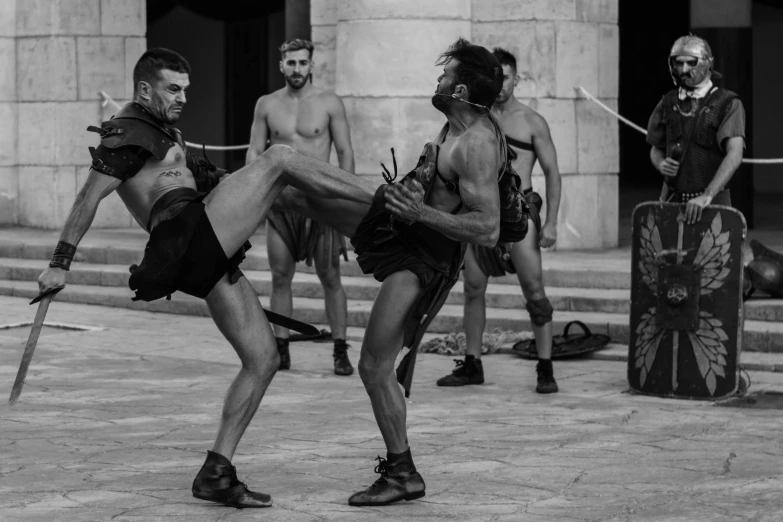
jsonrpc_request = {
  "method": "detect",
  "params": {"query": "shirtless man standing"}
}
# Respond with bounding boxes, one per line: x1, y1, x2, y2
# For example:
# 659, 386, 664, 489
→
247, 39, 356, 376
436, 47, 562, 393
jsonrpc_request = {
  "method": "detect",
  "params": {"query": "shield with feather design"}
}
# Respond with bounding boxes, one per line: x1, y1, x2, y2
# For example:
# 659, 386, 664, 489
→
628, 202, 746, 399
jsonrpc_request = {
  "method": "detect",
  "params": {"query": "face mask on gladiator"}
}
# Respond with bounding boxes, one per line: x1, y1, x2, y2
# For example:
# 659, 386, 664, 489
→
669, 56, 711, 89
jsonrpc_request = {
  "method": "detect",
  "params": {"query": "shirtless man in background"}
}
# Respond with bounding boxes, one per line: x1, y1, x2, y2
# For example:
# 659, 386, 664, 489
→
246, 39, 356, 376
437, 47, 562, 393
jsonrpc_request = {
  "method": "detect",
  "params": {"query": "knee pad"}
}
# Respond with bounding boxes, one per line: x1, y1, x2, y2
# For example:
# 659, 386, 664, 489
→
526, 297, 553, 326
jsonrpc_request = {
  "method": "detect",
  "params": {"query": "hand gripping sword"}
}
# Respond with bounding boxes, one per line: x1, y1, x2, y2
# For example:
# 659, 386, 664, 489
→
8, 286, 63, 406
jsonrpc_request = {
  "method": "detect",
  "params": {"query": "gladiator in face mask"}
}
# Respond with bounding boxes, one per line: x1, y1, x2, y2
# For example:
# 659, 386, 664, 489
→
668, 35, 719, 90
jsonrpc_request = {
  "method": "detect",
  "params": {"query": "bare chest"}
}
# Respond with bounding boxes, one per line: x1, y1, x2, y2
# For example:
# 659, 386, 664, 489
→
267, 101, 330, 140
120, 143, 194, 195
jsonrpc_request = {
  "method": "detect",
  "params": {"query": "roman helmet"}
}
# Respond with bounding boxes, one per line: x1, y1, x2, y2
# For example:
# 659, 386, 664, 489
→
668, 35, 721, 89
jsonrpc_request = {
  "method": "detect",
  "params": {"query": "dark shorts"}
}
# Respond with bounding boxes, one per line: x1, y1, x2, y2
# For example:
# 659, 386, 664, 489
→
128, 188, 250, 302
266, 209, 347, 267
471, 189, 543, 278
351, 186, 465, 349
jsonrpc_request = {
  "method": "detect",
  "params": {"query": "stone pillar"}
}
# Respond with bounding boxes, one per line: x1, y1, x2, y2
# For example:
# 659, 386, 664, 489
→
0, 0, 17, 224
333, 1, 471, 179
3, 0, 146, 229
311, 0, 619, 248
473, 0, 619, 249
311, 0, 337, 92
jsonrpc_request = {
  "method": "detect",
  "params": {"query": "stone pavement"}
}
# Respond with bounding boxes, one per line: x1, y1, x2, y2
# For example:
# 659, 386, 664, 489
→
1, 295, 783, 522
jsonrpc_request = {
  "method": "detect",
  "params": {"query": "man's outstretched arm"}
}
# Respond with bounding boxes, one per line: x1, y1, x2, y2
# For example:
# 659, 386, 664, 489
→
38, 170, 121, 293
384, 138, 500, 248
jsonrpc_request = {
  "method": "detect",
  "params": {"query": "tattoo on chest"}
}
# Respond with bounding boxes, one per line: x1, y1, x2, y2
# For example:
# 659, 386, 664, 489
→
159, 170, 182, 178
175, 153, 182, 162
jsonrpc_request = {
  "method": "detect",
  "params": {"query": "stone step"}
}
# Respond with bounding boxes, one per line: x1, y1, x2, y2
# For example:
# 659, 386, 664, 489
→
0, 234, 632, 289
1, 279, 782, 353
2, 257, 781, 321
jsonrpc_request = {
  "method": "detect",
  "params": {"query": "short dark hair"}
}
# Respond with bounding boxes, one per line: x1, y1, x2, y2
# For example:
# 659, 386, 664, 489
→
436, 38, 503, 108
133, 48, 191, 93
492, 47, 517, 72
280, 39, 314, 58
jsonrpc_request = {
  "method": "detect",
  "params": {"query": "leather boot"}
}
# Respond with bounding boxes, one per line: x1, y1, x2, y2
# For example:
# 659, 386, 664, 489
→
192, 450, 272, 508
348, 449, 426, 506
436, 355, 484, 386
333, 340, 354, 376
536, 359, 558, 394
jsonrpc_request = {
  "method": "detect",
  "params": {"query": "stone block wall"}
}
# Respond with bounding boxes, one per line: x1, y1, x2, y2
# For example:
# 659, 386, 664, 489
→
311, 0, 619, 249
0, 0, 146, 228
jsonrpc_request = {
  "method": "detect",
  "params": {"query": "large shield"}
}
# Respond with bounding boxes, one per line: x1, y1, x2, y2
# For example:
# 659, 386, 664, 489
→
628, 202, 746, 400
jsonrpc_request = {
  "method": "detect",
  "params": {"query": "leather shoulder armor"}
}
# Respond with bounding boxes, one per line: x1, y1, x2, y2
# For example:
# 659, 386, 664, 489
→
88, 102, 178, 159
87, 102, 180, 181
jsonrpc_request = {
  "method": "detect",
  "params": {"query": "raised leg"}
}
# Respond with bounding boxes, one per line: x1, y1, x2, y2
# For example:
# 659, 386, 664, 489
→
204, 145, 377, 259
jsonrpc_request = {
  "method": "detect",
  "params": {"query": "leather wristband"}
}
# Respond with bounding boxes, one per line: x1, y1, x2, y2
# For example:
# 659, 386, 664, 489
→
49, 241, 77, 271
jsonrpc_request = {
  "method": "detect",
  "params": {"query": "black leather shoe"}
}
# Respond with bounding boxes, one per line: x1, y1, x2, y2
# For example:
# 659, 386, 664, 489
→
333, 344, 354, 376
536, 360, 558, 394
192, 451, 272, 508
276, 338, 290, 371
436, 357, 484, 386
348, 455, 426, 506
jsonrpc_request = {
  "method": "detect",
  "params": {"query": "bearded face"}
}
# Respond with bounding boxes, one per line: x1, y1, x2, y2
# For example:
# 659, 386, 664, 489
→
668, 36, 714, 90
669, 55, 712, 89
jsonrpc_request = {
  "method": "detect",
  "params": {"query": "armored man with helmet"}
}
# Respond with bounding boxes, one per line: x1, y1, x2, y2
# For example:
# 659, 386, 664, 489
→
646, 37, 783, 301
646, 35, 745, 223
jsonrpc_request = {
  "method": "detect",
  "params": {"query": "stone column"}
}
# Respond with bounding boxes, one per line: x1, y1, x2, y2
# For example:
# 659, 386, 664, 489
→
4, 0, 146, 229
0, 0, 17, 223
311, 0, 337, 92
332, 1, 471, 179
473, 0, 619, 249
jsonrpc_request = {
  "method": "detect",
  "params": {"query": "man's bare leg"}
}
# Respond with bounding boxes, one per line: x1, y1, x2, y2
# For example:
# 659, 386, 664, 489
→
204, 145, 377, 258
349, 270, 426, 506
510, 226, 558, 394
437, 246, 486, 386
266, 221, 296, 369
313, 233, 352, 375
192, 274, 278, 508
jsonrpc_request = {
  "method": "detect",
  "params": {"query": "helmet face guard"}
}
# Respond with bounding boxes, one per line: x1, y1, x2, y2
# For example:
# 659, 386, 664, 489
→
669, 36, 719, 89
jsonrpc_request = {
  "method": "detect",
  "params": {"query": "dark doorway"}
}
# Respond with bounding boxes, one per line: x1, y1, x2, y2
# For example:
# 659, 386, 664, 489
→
146, 1, 309, 172
617, 0, 690, 233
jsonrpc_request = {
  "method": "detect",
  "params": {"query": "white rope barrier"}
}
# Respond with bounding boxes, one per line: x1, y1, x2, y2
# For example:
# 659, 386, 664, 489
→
99, 92, 250, 152
100, 89, 783, 164
575, 86, 783, 165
